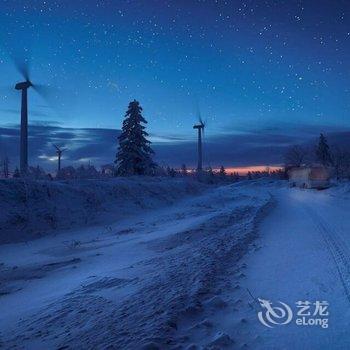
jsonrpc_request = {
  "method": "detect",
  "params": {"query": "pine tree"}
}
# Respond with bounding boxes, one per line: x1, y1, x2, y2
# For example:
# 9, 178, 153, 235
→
219, 165, 226, 177
316, 133, 332, 166
181, 164, 188, 176
115, 100, 156, 175
169, 168, 176, 177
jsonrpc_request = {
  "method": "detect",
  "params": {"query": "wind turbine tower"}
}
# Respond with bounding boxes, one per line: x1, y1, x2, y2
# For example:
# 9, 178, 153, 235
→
15, 80, 32, 175
54, 144, 66, 172
13, 54, 54, 176
193, 119, 205, 172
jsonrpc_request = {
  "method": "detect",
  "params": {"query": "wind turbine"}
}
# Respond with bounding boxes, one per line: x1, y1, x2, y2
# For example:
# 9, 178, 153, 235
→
53, 144, 66, 172
15, 70, 32, 175
193, 105, 205, 173
13, 55, 54, 176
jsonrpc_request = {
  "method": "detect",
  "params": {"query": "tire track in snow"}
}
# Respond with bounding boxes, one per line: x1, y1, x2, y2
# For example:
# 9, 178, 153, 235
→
306, 206, 350, 304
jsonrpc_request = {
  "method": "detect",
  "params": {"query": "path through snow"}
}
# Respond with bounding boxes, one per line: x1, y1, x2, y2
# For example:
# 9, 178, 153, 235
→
188, 187, 350, 349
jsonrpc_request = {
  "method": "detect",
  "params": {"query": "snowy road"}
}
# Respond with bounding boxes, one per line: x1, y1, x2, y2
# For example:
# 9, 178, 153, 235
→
199, 187, 350, 349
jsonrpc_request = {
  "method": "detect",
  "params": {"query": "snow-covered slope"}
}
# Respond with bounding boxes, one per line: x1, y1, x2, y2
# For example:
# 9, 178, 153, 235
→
0, 180, 272, 349
0, 177, 207, 244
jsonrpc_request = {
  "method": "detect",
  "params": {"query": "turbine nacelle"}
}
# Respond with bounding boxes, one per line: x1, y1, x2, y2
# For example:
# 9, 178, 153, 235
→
193, 123, 204, 129
53, 144, 66, 155
15, 80, 32, 90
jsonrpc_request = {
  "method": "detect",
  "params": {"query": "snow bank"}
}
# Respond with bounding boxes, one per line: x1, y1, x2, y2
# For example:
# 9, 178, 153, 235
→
0, 177, 207, 244
326, 181, 350, 198
0, 182, 273, 349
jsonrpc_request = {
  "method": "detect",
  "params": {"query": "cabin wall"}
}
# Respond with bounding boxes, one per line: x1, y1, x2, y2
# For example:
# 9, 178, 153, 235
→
288, 167, 330, 189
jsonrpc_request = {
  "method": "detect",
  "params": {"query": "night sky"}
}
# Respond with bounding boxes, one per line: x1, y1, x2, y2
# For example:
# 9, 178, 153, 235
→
1, 0, 350, 171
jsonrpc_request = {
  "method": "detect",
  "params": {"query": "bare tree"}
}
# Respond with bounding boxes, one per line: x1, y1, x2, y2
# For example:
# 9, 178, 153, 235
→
332, 147, 350, 180
284, 145, 308, 167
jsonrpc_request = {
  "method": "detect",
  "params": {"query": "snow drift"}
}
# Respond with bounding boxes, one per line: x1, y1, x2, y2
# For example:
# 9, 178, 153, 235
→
0, 177, 207, 244
0, 181, 273, 349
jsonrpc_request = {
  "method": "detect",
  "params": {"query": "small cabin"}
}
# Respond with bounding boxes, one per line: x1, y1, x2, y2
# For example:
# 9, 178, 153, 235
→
288, 166, 331, 189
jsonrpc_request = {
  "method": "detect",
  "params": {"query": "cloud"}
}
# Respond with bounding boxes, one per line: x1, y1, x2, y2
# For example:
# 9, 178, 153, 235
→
0, 123, 120, 171
1, 122, 350, 172
153, 125, 350, 168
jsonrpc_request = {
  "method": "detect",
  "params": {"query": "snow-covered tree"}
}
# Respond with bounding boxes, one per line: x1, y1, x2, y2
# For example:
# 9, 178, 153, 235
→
75, 164, 99, 179
316, 133, 332, 166
153, 166, 167, 176
207, 166, 214, 178
115, 100, 156, 176
231, 171, 240, 181
166, 166, 176, 177
219, 165, 226, 177
332, 147, 350, 179
56, 166, 76, 179
28, 165, 46, 180
101, 164, 115, 177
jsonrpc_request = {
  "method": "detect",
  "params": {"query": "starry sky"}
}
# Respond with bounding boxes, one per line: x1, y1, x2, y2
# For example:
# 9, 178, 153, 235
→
1, 0, 350, 171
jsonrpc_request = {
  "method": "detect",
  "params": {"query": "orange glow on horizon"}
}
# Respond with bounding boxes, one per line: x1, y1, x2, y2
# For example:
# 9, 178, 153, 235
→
218, 165, 282, 175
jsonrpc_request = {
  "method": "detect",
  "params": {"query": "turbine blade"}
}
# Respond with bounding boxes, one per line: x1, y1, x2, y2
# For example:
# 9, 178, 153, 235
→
33, 84, 53, 98
195, 99, 205, 126
15, 60, 30, 81
32, 84, 60, 110
10, 48, 31, 81
197, 107, 203, 124
33, 84, 72, 118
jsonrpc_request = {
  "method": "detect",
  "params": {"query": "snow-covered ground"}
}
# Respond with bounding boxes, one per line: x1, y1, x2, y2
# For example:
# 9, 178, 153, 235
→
0, 178, 271, 349
1, 179, 350, 349
179, 184, 350, 349
0, 177, 207, 244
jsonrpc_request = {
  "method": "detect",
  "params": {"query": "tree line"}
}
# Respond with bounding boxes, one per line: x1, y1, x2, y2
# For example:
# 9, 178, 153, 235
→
284, 133, 349, 179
